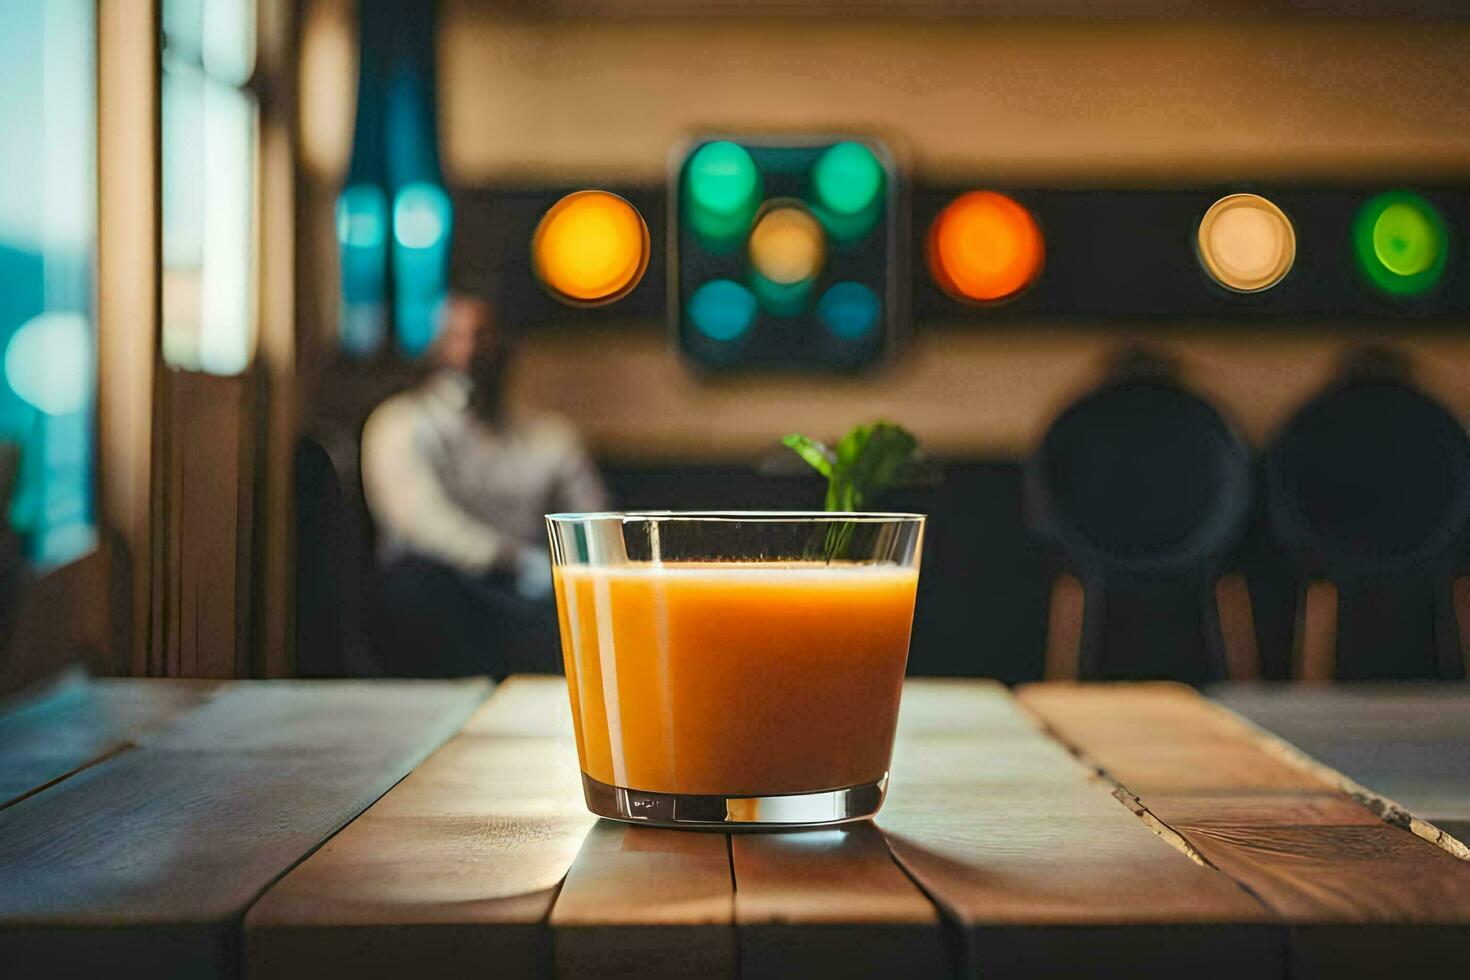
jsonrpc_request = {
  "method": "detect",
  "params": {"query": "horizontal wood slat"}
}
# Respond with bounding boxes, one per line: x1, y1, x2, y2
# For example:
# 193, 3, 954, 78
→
731, 822, 950, 980
879, 680, 1280, 979
0, 675, 221, 807
550, 821, 736, 980
1020, 683, 1470, 978
245, 676, 595, 979
1213, 683, 1470, 848
0, 679, 488, 977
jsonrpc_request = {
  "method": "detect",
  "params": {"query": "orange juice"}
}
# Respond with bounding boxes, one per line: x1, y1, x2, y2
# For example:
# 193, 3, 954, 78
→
553, 562, 919, 797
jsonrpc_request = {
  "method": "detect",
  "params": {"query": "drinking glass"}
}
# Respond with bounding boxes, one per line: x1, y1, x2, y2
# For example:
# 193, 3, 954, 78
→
545, 511, 924, 829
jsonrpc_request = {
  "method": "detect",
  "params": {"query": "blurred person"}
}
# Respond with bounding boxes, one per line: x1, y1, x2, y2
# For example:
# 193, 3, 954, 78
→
362, 294, 608, 676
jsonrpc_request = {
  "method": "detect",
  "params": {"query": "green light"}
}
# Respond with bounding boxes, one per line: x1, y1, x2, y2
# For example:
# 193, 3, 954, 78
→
686, 141, 761, 216
812, 141, 883, 217
749, 271, 812, 318
1353, 191, 1448, 297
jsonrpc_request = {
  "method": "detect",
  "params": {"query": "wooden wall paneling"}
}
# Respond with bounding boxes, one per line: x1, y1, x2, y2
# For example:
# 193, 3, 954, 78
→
245, 676, 596, 978
159, 371, 257, 678
1019, 683, 1470, 977
256, 0, 301, 678
0, 553, 110, 697
439, 13, 1470, 185
97, 0, 162, 677
161, 370, 182, 677
0, 679, 489, 977
877, 679, 1281, 978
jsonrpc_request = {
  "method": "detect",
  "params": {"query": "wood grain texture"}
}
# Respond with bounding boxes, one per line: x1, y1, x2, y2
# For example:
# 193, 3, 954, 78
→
550, 821, 736, 980
1213, 683, 1470, 850
0, 680, 488, 978
440, 12, 1470, 184
246, 677, 595, 979
879, 680, 1281, 979
1021, 683, 1470, 977
0, 676, 221, 807
731, 822, 950, 980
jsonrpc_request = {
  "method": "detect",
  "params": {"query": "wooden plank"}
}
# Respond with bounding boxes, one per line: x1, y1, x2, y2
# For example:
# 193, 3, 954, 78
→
731, 822, 951, 980
245, 676, 595, 979
878, 680, 1281, 979
0, 675, 222, 807
0, 679, 488, 978
1213, 683, 1470, 842
1021, 683, 1470, 977
549, 821, 735, 980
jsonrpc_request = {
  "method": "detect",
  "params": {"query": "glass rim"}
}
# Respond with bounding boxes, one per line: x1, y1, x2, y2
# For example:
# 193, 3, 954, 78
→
545, 510, 926, 524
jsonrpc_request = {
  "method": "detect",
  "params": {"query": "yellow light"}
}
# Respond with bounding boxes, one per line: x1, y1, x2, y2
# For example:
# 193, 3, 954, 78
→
1196, 193, 1295, 293
749, 205, 825, 285
532, 190, 650, 305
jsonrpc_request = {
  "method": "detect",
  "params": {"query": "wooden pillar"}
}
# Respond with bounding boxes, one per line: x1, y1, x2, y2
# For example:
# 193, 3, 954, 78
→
96, 0, 162, 676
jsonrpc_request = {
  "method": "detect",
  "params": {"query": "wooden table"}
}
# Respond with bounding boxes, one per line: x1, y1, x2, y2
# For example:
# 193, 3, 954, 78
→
1213, 683, 1470, 848
2, 675, 1468, 979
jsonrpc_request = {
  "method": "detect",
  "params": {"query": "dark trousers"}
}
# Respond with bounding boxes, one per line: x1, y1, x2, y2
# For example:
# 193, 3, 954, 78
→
377, 556, 563, 678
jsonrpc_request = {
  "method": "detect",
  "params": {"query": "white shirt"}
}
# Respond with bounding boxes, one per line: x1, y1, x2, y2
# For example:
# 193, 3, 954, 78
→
361, 371, 609, 574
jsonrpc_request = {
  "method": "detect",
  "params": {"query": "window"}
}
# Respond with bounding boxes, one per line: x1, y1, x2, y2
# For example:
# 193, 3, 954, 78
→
0, 0, 97, 567
162, 0, 259, 375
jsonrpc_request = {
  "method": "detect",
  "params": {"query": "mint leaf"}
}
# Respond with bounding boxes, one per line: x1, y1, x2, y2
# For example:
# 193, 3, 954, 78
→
784, 421, 920, 513
780, 433, 834, 479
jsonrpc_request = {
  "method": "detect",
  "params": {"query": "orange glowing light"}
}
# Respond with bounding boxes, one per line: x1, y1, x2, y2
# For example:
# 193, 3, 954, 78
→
928, 191, 1045, 302
532, 190, 650, 305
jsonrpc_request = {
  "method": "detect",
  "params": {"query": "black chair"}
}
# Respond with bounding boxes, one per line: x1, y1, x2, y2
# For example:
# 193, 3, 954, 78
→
293, 427, 382, 677
1265, 350, 1470, 680
1025, 353, 1255, 683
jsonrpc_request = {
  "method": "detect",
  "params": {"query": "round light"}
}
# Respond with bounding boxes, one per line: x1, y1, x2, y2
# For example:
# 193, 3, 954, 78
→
337, 184, 387, 249
393, 182, 451, 250
813, 141, 883, 216
686, 141, 761, 217
749, 205, 825, 285
4, 312, 94, 416
1196, 193, 1296, 293
1353, 191, 1448, 297
688, 279, 758, 342
928, 191, 1045, 303
817, 282, 881, 341
532, 190, 650, 305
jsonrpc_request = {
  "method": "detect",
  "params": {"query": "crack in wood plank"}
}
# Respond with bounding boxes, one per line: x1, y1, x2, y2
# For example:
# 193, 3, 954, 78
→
1212, 701, 1470, 863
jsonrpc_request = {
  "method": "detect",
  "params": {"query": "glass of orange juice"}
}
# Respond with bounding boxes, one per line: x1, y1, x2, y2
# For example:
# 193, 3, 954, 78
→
545, 511, 924, 829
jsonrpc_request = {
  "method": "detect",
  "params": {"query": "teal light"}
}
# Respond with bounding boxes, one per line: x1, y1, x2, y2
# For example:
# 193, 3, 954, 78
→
391, 182, 453, 357
750, 272, 812, 318
817, 282, 881, 341
686, 141, 761, 216
688, 279, 758, 342
4, 312, 94, 416
337, 184, 387, 248
812, 142, 883, 217
336, 183, 389, 356
393, 181, 450, 250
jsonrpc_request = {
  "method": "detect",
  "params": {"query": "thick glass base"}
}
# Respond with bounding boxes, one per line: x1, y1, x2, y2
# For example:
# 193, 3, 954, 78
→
581, 772, 888, 830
